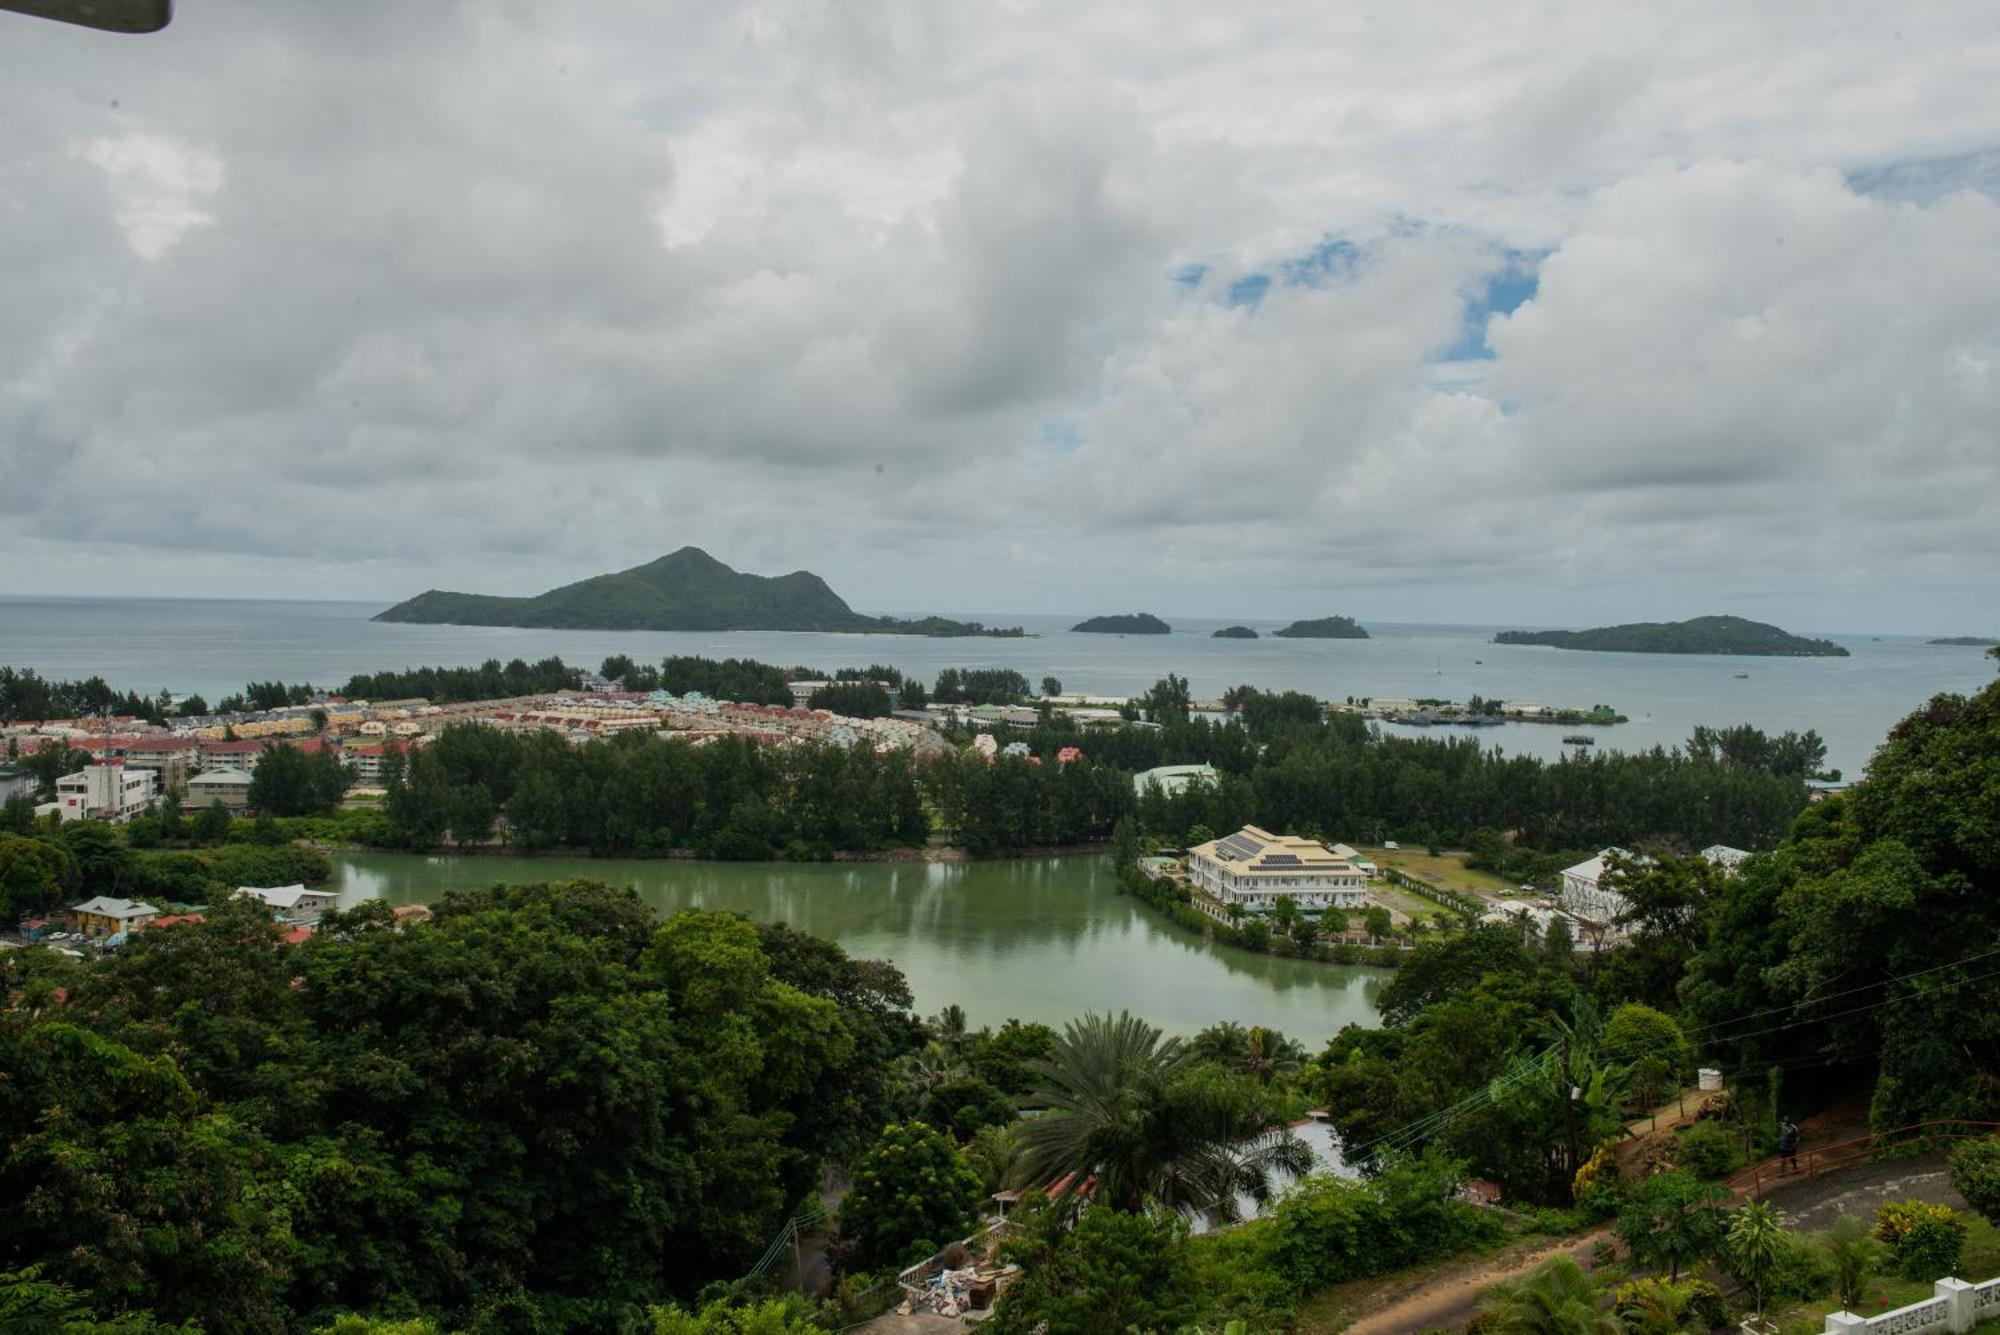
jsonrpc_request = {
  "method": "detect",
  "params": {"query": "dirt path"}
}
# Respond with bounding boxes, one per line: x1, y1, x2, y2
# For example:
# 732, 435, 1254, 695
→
1328, 1099, 1899, 1334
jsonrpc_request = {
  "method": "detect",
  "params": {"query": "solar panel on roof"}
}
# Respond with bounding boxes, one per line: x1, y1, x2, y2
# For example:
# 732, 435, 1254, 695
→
1218, 833, 1263, 860
1261, 852, 1301, 865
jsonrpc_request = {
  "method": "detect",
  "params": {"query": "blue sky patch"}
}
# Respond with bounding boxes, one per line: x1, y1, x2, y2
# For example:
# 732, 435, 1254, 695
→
1437, 253, 1542, 361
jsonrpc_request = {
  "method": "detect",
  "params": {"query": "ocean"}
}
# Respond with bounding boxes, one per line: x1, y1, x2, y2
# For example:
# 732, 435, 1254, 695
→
1, 595, 1991, 778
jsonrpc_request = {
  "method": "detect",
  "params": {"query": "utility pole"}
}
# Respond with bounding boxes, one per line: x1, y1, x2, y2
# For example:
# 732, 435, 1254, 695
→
1561, 1037, 1579, 1191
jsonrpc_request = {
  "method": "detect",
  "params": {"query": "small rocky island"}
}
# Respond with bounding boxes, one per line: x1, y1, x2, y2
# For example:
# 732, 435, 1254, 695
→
1494, 615, 1848, 657
1212, 625, 1259, 639
1272, 615, 1369, 639
1072, 613, 1172, 634
1929, 636, 1998, 646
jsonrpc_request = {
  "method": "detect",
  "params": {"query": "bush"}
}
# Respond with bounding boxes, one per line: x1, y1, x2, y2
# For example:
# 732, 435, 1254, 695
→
1947, 1140, 2000, 1226
1612, 1277, 1726, 1332
1875, 1200, 1965, 1281
1674, 1122, 1740, 1178
1765, 1228, 1834, 1304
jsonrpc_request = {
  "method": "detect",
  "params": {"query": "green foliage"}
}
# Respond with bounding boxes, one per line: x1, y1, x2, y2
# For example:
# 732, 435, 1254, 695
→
0, 884, 913, 1328
1493, 615, 1848, 657
1268, 1150, 1500, 1295
1672, 1122, 1739, 1179
0, 834, 77, 920
645, 1296, 832, 1334
249, 744, 351, 816
0, 665, 169, 724
990, 1198, 1198, 1335
1615, 1170, 1728, 1280
930, 668, 1031, 705
1599, 1004, 1689, 1078
839, 1123, 984, 1269
1477, 1255, 1619, 1335
1819, 1216, 1887, 1310
1724, 1200, 1785, 1315
1014, 1013, 1313, 1222
1764, 1227, 1834, 1305
806, 681, 892, 718
1876, 1199, 1966, 1280
1948, 1139, 2000, 1226
1610, 1276, 1726, 1334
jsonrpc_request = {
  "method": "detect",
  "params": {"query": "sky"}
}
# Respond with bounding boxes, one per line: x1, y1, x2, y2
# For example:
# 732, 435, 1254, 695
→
2, 1, 1997, 634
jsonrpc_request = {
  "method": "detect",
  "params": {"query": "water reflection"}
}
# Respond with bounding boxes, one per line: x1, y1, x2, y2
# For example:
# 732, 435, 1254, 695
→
332, 852, 1384, 1040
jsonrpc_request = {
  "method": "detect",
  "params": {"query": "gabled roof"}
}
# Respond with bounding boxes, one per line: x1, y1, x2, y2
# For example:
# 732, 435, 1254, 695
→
73, 896, 159, 920
237, 884, 334, 910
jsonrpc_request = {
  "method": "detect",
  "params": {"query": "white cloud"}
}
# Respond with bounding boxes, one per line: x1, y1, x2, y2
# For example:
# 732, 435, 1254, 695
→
1, 0, 1997, 629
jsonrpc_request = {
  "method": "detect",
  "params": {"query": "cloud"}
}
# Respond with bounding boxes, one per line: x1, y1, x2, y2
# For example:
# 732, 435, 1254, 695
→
0, 0, 1997, 630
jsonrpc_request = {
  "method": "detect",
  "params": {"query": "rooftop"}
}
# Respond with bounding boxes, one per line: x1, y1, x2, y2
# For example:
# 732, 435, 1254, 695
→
1189, 825, 1359, 878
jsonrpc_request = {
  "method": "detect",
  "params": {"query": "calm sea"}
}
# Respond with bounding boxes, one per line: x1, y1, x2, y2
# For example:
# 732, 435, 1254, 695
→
1, 596, 1991, 778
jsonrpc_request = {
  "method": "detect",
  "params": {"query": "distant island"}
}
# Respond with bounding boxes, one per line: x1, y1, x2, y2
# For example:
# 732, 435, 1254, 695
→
1494, 615, 1848, 657
1929, 636, 1998, 646
1272, 615, 1370, 640
374, 547, 1024, 636
1073, 613, 1171, 635
1212, 625, 1259, 639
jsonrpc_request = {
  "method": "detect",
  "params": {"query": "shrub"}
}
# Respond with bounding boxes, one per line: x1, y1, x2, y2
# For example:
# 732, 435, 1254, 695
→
1674, 1121, 1740, 1178
1765, 1228, 1834, 1304
1572, 1141, 1622, 1215
1612, 1276, 1726, 1332
1875, 1200, 1965, 1281
1947, 1140, 2000, 1226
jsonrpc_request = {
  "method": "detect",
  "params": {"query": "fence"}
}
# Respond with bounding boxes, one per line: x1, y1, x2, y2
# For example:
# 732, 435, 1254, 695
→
1823, 1275, 2000, 1333
1381, 867, 1481, 920
1726, 1120, 2000, 1201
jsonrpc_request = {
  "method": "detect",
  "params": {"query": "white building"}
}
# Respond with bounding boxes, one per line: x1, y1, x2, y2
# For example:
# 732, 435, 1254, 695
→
1132, 763, 1219, 799
1330, 843, 1381, 879
1701, 844, 1751, 873
236, 884, 338, 925
51, 764, 159, 823
1186, 826, 1369, 918
1558, 848, 1647, 934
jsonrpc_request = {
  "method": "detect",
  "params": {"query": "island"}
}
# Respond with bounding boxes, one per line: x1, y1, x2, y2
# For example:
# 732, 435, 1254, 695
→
1211, 625, 1259, 639
1493, 615, 1848, 657
1929, 636, 1999, 647
1072, 613, 1171, 634
374, 547, 1024, 636
1272, 615, 1369, 640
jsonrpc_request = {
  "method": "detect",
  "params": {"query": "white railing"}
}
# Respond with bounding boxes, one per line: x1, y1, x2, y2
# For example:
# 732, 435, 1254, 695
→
1826, 1278, 1999, 1334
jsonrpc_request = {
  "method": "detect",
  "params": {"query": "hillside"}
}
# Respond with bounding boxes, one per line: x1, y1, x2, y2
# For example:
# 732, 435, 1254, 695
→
1073, 612, 1171, 634
1212, 625, 1259, 639
1272, 615, 1370, 640
1493, 615, 1849, 657
374, 548, 1021, 636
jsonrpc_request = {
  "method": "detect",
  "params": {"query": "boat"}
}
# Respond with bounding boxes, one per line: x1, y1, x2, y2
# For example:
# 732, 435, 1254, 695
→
1563, 734, 1595, 746
1733, 672, 1749, 679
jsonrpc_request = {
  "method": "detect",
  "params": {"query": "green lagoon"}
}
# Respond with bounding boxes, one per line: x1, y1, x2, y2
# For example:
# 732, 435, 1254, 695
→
331, 851, 1385, 1041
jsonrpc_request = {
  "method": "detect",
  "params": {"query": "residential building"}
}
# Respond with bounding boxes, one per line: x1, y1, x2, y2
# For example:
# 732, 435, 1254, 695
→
236, 884, 338, 925
119, 736, 202, 785
1557, 849, 1645, 934
72, 896, 161, 938
199, 738, 269, 769
187, 767, 255, 813
344, 742, 404, 785
1186, 825, 1369, 918
1132, 763, 1219, 798
51, 764, 159, 823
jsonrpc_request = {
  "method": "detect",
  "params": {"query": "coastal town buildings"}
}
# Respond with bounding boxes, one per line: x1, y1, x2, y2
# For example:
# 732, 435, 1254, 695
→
1186, 826, 1370, 919
1132, 763, 1219, 798
1557, 848, 1648, 938
237, 884, 338, 925
187, 767, 255, 813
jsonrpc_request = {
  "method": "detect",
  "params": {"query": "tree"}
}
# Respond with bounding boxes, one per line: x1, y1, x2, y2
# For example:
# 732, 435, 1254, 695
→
0, 835, 76, 920
1477, 1256, 1619, 1335
249, 745, 348, 817
1139, 674, 1191, 725
1364, 906, 1393, 940
1013, 1013, 1310, 1221
838, 1122, 984, 1268
1726, 1200, 1785, 1318
1543, 915, 1574, 962
192, 800, 234, 845
1948, 1140, 2000, 1226
646, 1297, 832, 1334
1820, 1216, 1887, 1311
1599, 1004, 1689, 1081
1040, 677, 1062, 699
1616, 1170, 1728, 1280
989, 1198, 1197, 1335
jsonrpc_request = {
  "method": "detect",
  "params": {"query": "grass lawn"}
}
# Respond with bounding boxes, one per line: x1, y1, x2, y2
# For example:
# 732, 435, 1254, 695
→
1354, 845, 1520, 899
1768, 1213, 2000, 1334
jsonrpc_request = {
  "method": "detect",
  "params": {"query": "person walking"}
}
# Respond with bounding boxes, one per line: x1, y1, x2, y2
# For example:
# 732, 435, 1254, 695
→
1778, 1117, 1800, 1174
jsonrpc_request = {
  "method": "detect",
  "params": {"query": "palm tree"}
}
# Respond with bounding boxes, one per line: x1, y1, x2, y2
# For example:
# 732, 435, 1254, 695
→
1477, 1256, 1621, 1335
1820, 1216, 1888, 1312
1726, 1199, 1785, 1318
1013, 1011, 1311, 1221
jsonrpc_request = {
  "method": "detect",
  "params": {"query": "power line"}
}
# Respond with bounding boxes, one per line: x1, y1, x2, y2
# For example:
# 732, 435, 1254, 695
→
1682, 944, 2000, 1041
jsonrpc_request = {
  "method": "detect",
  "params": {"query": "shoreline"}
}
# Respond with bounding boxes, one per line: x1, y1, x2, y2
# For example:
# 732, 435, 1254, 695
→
301, 839, 1111, 865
